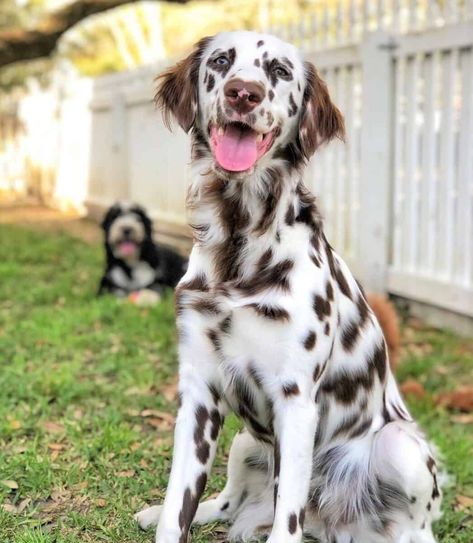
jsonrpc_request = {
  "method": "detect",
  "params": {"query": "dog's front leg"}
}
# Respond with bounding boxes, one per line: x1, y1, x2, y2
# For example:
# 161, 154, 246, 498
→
154, 364, 223, 543
268, 393, 317, 543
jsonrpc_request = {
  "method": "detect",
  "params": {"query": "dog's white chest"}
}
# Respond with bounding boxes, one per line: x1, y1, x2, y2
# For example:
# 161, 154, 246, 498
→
110, 262, 155, 290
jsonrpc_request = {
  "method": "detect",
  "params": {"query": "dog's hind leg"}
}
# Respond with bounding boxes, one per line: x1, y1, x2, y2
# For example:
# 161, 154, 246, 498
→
136, 430, 271, 534
194, 430, 271, 526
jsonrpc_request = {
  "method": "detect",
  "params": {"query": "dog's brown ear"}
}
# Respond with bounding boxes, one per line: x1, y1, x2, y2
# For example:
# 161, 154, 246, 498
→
298, 62, 345, 159
155, 37, 212, 133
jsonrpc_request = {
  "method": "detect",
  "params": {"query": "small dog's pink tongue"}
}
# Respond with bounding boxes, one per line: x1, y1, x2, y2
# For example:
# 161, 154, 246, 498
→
120, 241, 137, 256
213, 124, 258, 172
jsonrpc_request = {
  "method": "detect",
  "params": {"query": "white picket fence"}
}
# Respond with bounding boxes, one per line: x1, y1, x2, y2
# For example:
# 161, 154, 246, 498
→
0, 3, 472, 325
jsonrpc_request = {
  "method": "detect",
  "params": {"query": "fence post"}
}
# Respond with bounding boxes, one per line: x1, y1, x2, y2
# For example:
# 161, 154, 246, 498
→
358, 30, 395, 293
111, 92, 129, 200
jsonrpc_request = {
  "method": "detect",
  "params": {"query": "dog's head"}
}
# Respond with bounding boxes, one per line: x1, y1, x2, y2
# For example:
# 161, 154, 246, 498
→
101, 202, 153, 263
156, 31, 344, 178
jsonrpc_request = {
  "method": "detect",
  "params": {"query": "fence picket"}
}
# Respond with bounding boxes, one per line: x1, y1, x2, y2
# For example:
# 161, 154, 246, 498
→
456, 49, 473, 286
405, 54, 421, 272
421, 51, 439, 275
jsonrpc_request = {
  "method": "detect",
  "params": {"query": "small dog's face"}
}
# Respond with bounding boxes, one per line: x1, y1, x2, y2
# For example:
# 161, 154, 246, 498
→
156, 31, 344, 178
101, 203, 152, 263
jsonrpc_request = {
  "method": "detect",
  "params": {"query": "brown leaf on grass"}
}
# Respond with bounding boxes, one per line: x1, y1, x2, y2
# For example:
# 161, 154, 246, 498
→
1, 504, 17, 513
1, 480, 18, 490
9, 420, 21, 430
95, 498, 107, 508
162, 381, 179, 403
451, 414, 473, 424
435, 386, 473, 412
73, 408, 84, 420
42, 421, 65, 433
117, 470, 135, 478
16, 498, 31, 513
400, 379, 426, 399
455, 494, 473, 511
48, 443, 66, 451
130, 442, 141, 452
146, 417, 173, 430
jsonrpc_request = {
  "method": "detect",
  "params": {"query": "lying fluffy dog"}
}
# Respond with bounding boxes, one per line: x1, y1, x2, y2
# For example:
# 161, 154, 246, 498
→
98, 202, 187, 302
135, 31, 439, 543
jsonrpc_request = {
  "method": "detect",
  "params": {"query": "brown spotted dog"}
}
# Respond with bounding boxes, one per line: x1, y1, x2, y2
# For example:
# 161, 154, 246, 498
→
135, 31, 441, 543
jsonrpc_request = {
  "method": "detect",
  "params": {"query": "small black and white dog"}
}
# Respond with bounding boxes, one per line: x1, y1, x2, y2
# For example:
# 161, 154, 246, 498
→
98, 202, 187, 299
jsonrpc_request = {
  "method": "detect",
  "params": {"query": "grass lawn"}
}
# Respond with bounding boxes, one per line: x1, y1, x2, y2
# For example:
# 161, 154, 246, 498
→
0, 221, 472, 542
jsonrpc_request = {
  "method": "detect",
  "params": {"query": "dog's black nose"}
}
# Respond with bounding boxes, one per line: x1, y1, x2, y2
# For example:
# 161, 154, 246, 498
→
122, 227, 133, 237
224, 79, 265, 114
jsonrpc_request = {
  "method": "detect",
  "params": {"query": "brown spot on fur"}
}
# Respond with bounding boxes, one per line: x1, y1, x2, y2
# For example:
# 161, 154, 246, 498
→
196, 440, 210, 463
257, 40, 264, 47
209, 409, 222, 440
324, 322, 330, 335
219, 315, 232, 334
288, 92, 298, 117
313, 294, 331, 321
326, 281, 334, 301
288, 512, 298, 534
268, 89, 274, 101
179, 274, 208, 291
335, 265, 352, 299
304, 330, 317, 351
190, 298, 220, 314
254, 58, 261, 67
247, 303, 290, 322
206, 73, 215, 92
207, 328, 221, 352
282, 383, 300, 397
237, 259, 294, 296
285, 204, 295, 225
248, 364, 263, 388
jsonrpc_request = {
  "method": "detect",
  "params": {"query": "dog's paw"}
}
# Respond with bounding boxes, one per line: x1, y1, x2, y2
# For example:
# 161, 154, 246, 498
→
129, 289, 161, 307
134, 505, 162, 530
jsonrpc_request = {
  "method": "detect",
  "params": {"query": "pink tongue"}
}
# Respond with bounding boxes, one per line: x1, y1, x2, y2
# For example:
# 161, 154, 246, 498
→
214, 125, 258, 172
120, 242, 136, 256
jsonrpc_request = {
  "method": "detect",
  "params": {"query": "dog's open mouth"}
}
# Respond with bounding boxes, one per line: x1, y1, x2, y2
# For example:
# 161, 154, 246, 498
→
117, 240, 139, 257
210, 122, 274, 172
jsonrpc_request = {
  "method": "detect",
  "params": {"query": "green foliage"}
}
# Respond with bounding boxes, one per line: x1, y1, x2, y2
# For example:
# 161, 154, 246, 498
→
0, 223, 471, 542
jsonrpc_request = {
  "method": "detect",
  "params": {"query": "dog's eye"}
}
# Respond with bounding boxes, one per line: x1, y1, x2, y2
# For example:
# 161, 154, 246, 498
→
273, 65, 290, 78
214, 55, 229, 66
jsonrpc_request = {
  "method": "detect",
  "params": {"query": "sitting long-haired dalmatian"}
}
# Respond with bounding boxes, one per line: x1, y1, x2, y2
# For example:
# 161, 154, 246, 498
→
98, 202, 186, 305
135, 32, 441, 543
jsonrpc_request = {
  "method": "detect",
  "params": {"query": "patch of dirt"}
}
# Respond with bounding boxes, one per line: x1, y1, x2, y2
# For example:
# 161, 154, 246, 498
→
0, 204, 101, 245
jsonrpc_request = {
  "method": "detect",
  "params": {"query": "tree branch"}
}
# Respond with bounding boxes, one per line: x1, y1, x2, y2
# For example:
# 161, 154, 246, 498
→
0, 0, 186, 68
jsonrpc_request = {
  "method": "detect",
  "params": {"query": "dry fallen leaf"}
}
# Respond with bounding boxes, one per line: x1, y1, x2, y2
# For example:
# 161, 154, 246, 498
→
16, 498, 31, 513
95, 498, 107, 508
147, 417, 173, 430
130, 442, 141, 452
451, 413, 473, 424
117, 470, 135, 478
1, 504, 16, 513
162, 381, 179, 403
42, 421, 65, 433
1, 480, 18, 490
435, 386, 473, 412
48, 443, 66, 451
400, 379, 426, 399
455, 494, 473, 511
9, 420, 21, 430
